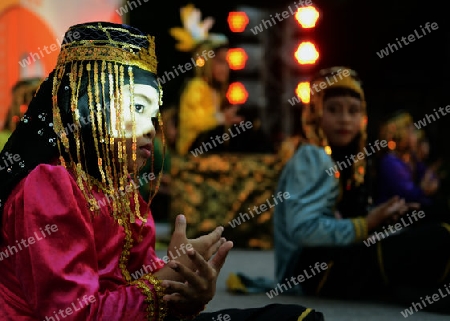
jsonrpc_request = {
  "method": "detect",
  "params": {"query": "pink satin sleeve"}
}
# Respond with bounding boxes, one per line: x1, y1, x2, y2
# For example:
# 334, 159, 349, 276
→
2, 164, 165, 321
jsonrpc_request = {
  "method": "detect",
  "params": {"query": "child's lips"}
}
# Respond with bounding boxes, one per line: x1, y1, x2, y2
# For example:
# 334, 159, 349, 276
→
139, 143, 152, 158
336, 129, 351, 135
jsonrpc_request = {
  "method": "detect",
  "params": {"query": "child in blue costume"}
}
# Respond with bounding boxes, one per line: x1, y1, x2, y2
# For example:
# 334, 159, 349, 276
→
229, 67, 450, 315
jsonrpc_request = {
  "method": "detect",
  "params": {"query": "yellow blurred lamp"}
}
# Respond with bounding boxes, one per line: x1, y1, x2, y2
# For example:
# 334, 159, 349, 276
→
226, 48, 248, 70
295, 81, 310, 103
226, 82, 248, 105
295, 6, 320, 28
294, 41, 319, 65
228, 12, 249, 32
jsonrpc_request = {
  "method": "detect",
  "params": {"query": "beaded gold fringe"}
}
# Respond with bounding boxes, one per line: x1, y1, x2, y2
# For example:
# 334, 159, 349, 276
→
51, 59, 165, 289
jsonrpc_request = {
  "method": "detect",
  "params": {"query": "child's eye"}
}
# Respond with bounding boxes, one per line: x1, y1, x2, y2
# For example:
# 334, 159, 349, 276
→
135, 104, 145, 113
349, 106, 361, 114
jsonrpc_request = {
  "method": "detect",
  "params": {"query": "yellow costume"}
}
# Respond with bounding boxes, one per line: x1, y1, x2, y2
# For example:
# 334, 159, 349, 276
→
177, 78, 222, 155
170, 4, 228, 155
0, 131, 10, 150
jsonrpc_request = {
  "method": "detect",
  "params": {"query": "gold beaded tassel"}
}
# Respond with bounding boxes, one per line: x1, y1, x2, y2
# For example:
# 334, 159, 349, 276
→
117, 64, 134, 224
99, 62, 117, 213
52, 62, 80, 178
79, 62, 100, 211
52, 62, 69, 168
114, 63, 134, 284
127, 66, 147, 224
115, 64, 123, 195
85, 62, 104, 213
72, 62, 90, 201
126, 66, 137, 224
92, 61, 108, 186
107, 63, 120, 219
52, 59, 138, 285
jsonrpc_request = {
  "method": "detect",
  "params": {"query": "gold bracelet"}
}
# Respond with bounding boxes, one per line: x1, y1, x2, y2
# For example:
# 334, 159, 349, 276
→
350, 217, 369, 241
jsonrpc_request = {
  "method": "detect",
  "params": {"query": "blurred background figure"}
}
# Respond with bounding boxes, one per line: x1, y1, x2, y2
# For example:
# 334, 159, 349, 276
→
376, 111, 437, 204
139, 107, 178, 223
375, 111, 448, 222
171, 4, 244, 156
0, 78, 42, 150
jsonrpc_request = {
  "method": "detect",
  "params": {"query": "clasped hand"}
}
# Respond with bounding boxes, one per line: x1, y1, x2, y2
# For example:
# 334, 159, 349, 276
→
366, 196, 420, 231
158, 215, 233, 316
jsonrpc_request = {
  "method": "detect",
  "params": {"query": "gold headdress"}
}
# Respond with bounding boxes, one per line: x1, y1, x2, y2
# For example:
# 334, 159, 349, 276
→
52, 22, 164, 227
379, 111, 413, 151
303, 66, 367, 186
0, 23, 168, 302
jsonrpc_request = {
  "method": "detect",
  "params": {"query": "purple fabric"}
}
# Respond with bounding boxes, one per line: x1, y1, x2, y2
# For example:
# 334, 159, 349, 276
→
377, 153, 432, 206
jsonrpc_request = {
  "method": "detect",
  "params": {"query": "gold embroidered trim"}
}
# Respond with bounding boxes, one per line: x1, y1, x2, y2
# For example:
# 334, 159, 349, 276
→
130, 279, 157, 321
442, 223, 450, 234
298, 308, 313, 321
351, 217, 368, 241
141, 274, 168, 321
57, 45, 157, 74
119, 216, 134, 283
65, 24, 150, 44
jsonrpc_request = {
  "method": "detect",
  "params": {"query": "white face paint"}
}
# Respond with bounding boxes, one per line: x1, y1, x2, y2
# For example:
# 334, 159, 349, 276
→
108, 84, 160, 172
109, 84, 159, 139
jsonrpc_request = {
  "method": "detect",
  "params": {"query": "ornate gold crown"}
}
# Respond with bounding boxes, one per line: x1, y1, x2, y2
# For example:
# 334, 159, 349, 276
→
56, 24, 157, 74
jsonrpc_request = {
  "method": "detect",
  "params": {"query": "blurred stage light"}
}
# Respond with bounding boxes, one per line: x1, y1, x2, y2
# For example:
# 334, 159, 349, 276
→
226, 82, 248, 105
295, 6, 320, 28
228, 12, 249, 32
227, 48, 248, 70
294, 41, 319, 65
295, 81, 310, 103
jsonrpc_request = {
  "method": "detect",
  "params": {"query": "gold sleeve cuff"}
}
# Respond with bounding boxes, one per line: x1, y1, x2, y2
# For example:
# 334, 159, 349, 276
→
131, 274, 168, 321
350, 217, 368, 242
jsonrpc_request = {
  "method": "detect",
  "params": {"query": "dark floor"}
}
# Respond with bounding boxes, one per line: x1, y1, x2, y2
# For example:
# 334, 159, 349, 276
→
155, 246, 449, 321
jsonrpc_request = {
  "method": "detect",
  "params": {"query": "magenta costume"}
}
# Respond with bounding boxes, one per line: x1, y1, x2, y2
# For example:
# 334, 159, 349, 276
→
1, 164, 166, 320
0, 22, 323, 321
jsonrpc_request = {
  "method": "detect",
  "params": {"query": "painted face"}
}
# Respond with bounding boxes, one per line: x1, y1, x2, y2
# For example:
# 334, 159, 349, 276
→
321, 96, 363, 147
109, 84, 159, 172
211, 47, 229, 83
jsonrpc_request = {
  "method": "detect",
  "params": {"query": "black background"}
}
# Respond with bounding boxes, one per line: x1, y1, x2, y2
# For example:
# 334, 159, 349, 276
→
129, 0, 449, 159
